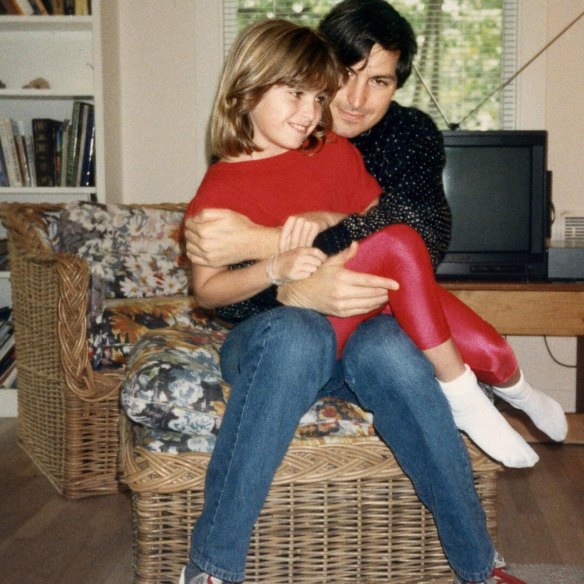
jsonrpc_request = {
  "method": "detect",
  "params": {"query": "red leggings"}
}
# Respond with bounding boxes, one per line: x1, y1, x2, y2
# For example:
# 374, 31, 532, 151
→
327, 225, 518, 385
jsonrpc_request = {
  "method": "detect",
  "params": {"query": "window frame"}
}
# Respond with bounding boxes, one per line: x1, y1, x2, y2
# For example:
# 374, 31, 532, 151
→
222, 0, 518, 130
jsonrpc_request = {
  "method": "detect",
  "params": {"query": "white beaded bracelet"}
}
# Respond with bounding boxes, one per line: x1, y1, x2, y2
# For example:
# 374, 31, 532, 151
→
266, 254, 287, 286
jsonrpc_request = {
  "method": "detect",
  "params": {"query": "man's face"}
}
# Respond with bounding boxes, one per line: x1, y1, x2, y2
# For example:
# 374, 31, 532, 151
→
331, 44, 399, 138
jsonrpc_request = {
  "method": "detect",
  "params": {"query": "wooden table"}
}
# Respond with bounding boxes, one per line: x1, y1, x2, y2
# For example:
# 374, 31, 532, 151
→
442, 281, 584, 412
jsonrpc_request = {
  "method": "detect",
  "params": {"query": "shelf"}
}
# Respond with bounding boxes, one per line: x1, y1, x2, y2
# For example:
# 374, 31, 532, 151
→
0, 1, 103, 311
0, 90, 94, 99
0, 186, 96, 195
0, 16, 92, 32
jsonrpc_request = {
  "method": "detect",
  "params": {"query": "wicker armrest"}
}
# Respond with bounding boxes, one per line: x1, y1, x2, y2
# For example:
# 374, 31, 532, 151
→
0, 203, 121, 403
0, 201, 193, 498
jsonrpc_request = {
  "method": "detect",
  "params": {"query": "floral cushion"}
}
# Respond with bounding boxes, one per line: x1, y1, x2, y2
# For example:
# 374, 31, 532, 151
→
122, 326, 375, 454
57, 201, 189, 321
89, 297, 223, 369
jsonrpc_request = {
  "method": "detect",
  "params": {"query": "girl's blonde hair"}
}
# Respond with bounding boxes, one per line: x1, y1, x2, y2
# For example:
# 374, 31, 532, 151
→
210, 19, 341, 159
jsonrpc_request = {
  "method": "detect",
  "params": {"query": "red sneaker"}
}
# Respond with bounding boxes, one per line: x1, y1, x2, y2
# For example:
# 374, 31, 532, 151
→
488, 566, 527, 583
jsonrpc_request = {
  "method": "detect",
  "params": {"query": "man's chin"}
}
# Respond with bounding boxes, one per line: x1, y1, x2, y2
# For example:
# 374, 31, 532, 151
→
332, 122, 364, 139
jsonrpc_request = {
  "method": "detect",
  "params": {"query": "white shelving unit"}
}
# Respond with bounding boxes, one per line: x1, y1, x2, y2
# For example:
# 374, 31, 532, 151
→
0, 3, 105, 415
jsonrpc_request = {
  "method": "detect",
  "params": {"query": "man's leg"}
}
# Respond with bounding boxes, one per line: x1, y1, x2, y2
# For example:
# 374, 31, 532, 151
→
342, 314, 495, 583
188, 307, 337, 583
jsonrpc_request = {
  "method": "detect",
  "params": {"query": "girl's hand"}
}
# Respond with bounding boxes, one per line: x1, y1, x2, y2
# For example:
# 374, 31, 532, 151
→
279, 211, 347, 252
270, 247, 326, 283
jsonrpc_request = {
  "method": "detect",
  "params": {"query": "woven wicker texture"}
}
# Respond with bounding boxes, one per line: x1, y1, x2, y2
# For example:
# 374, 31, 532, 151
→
0, 202, 186, 499
121, 416, 499, 584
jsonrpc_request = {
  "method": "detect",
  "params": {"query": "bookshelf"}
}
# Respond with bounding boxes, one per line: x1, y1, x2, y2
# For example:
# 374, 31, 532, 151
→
0, 1, 105, 415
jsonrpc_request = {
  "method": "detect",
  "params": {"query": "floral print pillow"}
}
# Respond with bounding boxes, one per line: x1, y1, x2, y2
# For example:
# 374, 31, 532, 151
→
58, 201, 189, 321
88, 297, 226, 369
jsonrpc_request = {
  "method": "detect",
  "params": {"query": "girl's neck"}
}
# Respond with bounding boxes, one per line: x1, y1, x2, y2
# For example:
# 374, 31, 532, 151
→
224, 148, 292, 164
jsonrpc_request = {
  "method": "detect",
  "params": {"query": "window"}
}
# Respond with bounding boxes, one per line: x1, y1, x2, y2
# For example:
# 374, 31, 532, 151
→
223, 0, 518, 130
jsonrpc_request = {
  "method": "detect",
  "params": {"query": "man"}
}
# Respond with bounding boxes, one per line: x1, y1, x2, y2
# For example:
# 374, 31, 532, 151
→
182, 2, 524, 583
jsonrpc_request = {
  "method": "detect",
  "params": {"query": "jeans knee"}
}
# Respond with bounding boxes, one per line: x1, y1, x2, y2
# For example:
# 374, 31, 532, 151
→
343, 315, 434, 387
262, 307, 336, 376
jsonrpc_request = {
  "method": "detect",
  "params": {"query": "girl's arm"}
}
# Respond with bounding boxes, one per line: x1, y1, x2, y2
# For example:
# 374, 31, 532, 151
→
193, 247, 326, 309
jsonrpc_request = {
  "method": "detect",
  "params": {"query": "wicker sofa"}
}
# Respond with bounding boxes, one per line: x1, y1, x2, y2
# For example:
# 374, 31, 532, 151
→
0, 200, 201, 498
1, 199, 500, 582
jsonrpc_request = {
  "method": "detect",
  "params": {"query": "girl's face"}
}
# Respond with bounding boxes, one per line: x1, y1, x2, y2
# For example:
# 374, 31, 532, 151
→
248, 84, 326, 158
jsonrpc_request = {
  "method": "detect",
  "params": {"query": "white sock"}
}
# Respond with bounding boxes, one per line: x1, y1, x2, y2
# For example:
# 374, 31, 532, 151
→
493, 371, 568, 442
439, 365, 539, 468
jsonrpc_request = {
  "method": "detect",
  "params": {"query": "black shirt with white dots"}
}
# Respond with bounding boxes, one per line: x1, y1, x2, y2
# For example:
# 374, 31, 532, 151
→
217, 101, 452, 323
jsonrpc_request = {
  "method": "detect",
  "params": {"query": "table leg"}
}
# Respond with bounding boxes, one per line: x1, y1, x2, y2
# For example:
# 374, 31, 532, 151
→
577, 337, 584, 413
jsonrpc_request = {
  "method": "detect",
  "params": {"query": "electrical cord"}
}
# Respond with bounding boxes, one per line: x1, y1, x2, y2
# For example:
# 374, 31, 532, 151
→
544, 336, 577, 368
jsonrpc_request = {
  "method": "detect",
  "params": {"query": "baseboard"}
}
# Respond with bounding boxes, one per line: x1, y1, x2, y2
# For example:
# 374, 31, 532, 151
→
502, 411, 584, 445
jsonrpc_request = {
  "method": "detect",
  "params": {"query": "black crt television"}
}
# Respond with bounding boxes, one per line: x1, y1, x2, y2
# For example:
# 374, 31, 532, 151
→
435, 130, 550, 281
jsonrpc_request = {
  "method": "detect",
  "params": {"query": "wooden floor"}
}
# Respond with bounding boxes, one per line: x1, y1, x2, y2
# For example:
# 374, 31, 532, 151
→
1, 417, 583, 584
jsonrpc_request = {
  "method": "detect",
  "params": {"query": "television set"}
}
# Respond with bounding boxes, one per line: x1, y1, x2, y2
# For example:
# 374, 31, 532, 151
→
435, 130, 550, 281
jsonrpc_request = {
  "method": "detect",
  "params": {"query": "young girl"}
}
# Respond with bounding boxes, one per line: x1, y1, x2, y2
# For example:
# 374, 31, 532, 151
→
187, 20, 565, 471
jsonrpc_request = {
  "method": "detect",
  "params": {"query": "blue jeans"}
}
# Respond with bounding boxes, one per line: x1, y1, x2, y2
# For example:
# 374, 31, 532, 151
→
189, 307, 494, 583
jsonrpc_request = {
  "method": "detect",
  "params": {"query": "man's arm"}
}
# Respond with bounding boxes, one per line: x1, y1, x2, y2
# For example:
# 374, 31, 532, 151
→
184, 210, 280, 267
215, 244, 398, 323
314, 106, 451, 269
277, 243, 398, 317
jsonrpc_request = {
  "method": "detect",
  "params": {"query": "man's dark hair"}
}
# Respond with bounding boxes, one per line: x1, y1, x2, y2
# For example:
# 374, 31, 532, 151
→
318, 0, 417, 88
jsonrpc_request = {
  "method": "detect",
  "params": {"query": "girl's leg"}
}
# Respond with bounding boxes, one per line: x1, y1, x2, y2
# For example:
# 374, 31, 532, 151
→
327, 224, 452, 358
438, 287, 568, 442
328, 225, 538, 467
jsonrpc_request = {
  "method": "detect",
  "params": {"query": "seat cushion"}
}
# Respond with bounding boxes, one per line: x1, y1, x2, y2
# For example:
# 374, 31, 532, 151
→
122, 326, 375, 453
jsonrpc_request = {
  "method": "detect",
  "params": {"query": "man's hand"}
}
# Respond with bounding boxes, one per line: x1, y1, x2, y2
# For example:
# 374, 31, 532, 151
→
277, 242, 399, 317
184, 209, 279, 267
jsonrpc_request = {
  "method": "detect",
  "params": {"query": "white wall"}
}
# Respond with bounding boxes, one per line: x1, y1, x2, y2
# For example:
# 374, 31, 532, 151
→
511, 0, 583, 411
102, 0, 584, 410
102, 0, 223, 203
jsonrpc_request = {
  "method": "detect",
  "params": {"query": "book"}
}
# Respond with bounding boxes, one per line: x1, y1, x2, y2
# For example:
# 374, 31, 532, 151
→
77, 103, 94, 186
0, 119, 23, 187
59, 119, 70, 186
63, 0, 73, 15
13, 0, 34, 14
0, 320, 12, 346
0, 335, 15, 364
73, 104, 89, 186
13, 121, 31, 187
32, 118, 62, 187
0, 138, 9, 187
0, 361, 17, 388
25, 135, 36, 187
29, 0, 49, 15
52, 121, 63, 186
49, 0, 62, 15
0, 0, 28, 14
66, 101, 82, 186
74, 0, 88, 15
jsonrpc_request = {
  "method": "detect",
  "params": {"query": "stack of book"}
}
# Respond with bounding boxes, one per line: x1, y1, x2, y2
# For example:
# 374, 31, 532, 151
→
0, 306, 16, 389
0, 0, 91, 15
0, 101, 95, 188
